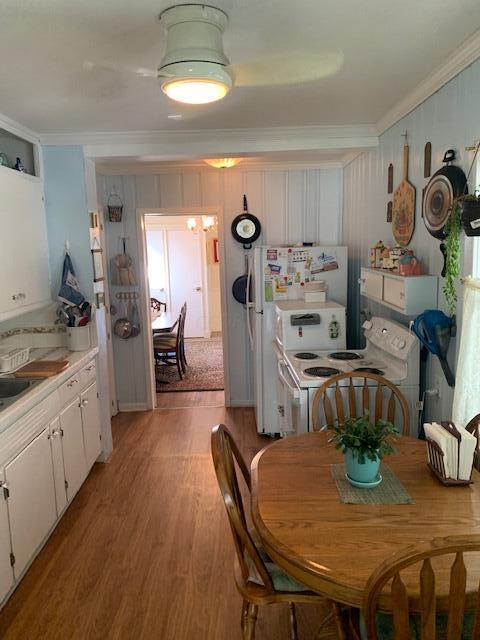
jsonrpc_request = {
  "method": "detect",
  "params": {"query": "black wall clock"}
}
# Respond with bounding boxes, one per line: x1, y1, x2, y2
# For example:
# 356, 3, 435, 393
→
231, 195, 261, 249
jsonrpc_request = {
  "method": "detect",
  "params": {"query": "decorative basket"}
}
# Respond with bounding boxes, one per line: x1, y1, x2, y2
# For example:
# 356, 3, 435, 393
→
107, 193, 124, 222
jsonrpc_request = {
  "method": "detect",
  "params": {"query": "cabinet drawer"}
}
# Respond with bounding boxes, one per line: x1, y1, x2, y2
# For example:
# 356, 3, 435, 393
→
80, 359, 96, 389
383, 277, 406, 310
360, 269, 383, 300
58, 374, 82, 408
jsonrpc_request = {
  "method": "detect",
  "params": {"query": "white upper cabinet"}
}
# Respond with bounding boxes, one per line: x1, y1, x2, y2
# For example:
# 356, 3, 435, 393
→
360, 267, 438, 315
0, 166, 51, 320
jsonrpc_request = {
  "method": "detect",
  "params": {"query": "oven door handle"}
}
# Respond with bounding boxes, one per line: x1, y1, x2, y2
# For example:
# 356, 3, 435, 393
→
278, 360, 300, 399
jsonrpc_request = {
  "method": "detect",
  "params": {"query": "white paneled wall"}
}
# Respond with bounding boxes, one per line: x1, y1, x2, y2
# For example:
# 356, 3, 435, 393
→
98, 166, 343, 408
343, 57, 480, 422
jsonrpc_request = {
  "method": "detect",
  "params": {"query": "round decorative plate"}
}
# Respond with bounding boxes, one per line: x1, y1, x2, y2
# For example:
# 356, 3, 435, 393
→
231, 213, 261, 246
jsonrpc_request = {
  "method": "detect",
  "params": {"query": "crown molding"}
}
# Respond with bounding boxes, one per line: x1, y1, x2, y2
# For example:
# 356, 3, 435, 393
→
377, 27, 480, 135
0, 111, 40, 145
39, 124, 378, 158
96, 158, 347, 175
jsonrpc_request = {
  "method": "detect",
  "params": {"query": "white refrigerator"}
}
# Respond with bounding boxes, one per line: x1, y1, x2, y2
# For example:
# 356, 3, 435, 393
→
247, 245, 348, 434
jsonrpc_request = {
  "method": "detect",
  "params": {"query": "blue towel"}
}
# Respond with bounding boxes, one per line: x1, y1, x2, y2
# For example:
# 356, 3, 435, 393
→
58, 253, 86, 307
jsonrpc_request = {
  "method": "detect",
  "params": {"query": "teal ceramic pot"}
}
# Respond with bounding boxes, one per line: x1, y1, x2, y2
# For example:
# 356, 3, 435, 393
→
344, 449, 380, 484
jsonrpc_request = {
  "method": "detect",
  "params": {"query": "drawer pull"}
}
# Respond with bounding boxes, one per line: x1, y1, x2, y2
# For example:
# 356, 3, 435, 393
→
67, 379, 78, 388
86, 365, 95, 372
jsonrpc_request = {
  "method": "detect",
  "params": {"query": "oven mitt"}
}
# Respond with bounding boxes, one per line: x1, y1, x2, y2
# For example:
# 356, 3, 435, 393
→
58, 252, 86, 307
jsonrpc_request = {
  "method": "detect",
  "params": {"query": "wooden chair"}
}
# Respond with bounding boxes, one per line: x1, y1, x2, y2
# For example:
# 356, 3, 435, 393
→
211, 423, 349, 640
153, 303, 186, 380
364, 535, 480, 639
150, 297, 166, 314
465, 414, 480, 471
311, 371, 410, 435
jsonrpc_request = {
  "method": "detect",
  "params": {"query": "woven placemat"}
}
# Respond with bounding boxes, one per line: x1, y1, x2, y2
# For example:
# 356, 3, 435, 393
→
331, 464, 413, 504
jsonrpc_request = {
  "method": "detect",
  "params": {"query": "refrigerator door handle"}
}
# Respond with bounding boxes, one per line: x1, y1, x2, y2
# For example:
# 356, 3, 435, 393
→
246, 255, 254, 349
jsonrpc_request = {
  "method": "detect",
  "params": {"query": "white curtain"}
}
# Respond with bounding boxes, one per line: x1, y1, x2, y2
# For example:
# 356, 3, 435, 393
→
452, 277, 480, 427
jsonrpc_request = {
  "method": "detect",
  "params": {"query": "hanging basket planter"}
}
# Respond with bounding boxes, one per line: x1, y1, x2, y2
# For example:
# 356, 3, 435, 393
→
107, 193, 124, 222
459, 198, 480, 236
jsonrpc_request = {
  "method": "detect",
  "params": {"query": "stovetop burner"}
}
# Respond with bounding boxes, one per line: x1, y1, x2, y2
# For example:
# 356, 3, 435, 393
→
353, 367, 385, 376
295, 352, 319, 360
304, 366, 340, 378
329, 351, 362, 360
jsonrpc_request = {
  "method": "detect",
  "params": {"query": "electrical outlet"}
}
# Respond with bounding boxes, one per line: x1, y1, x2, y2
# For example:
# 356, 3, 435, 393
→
433, 374, 443, 398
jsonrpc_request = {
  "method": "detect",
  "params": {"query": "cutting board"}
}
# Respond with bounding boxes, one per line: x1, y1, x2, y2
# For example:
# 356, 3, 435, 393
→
392, 145, 416, 246
14, 360, 70, 378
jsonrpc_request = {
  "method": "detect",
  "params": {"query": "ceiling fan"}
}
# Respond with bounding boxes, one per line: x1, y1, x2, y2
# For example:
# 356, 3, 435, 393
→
84, 3, 344, 105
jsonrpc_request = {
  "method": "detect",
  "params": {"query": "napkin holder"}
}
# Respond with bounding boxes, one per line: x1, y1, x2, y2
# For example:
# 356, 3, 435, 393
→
426, 421, 474, 486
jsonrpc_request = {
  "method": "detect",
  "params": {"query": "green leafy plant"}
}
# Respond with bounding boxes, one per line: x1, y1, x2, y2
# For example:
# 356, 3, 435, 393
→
443, 202, 462, 316
327, 412, 399, 464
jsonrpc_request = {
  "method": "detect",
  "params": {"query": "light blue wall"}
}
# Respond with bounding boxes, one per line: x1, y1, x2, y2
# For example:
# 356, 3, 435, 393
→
42, 145, 94, 301
343, 57, 480, 422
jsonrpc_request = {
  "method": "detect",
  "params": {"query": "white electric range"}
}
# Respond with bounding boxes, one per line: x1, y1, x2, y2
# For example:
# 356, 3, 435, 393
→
276, 317, 420, 436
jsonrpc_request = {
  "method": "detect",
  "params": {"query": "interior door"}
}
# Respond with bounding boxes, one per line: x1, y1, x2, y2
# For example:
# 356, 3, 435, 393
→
166, 229, 205, 338
5, 427, 57, 579
146, 227, 168, 307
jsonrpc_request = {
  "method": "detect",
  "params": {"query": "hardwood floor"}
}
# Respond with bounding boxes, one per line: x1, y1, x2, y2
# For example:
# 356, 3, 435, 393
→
156, 389, 225, 408
0, 395, 337, 639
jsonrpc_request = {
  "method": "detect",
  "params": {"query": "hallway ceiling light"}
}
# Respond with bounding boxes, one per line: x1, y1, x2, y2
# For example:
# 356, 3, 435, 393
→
204, 158, 242, 169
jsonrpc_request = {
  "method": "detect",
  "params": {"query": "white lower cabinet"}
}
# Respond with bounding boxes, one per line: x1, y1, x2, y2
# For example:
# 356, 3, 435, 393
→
81, 382, 102, 471
0, 357, 102, 606
5, 428, 57, 579
49, 417, 68, 516
60, 398, 88, 502
0, 473, 13, 603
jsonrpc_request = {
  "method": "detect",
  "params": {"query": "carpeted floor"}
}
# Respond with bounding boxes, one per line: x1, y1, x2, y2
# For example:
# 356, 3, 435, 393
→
156, 335, 224, 392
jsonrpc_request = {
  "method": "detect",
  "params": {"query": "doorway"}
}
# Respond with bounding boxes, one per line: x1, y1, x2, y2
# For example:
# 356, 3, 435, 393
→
141, 211, 227, 404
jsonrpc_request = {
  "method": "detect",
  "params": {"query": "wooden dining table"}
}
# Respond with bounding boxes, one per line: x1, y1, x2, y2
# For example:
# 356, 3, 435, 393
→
151, 311, 179, 333
251, 431, 480, 612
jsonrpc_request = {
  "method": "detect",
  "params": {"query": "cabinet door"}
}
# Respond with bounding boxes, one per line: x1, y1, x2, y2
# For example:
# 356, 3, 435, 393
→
60, 398, 88, 501
383, 276, 406, 310
0, 473, 14, 603
0, 169, 50, 315
5, 428, 57, 579
360, 269, 383, 300
49, 417, 67, 516
81, 382, 102, 470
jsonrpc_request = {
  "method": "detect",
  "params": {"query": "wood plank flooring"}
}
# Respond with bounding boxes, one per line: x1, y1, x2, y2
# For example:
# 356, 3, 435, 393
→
0, 395, 337, 639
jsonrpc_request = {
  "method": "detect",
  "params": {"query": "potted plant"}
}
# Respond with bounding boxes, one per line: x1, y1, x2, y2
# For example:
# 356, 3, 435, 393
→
328, 413, 399, 486
442, 201, 462, 316
458, 190, 480, 237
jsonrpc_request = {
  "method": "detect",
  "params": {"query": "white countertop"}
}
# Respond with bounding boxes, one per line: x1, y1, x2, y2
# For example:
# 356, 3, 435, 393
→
0, 346, 99, 434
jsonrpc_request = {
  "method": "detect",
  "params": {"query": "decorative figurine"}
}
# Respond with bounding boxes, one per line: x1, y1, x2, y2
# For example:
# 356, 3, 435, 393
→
14, 157, 25, 172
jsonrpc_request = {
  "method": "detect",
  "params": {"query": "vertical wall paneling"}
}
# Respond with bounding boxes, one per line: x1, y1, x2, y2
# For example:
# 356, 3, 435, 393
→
99, 165, 344, 407
343, 56, 480, 422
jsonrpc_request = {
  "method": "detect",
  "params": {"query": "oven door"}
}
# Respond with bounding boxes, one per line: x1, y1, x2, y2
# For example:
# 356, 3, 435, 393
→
277, 360, 308, 435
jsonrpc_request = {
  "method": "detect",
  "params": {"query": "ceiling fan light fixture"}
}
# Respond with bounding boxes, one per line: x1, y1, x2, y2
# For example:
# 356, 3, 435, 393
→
204, 158, 242, 169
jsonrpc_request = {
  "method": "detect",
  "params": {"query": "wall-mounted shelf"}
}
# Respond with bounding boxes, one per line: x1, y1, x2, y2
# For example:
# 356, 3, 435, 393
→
359, 267, 438, 315
0, 127, 37, 177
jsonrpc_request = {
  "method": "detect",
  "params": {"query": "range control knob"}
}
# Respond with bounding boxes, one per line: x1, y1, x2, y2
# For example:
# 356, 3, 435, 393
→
397, 339, 406, 349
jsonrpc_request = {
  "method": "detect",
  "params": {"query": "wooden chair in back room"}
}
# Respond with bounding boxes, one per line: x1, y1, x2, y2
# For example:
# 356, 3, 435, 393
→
211, 423, 350, 640
311, 371, 410, 435
153, 303, 186, 380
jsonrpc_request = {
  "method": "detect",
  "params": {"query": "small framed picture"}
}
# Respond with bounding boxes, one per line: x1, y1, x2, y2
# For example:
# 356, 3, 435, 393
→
213, 238, 219, 263
91, 248, 105, 282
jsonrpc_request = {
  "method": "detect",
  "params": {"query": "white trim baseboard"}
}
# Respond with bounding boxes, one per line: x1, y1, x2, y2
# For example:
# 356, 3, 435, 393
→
117, 402, 149, 412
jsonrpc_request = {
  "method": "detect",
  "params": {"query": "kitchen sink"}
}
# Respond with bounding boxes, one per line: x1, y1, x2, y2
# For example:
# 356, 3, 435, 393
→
0, 377, 41, 411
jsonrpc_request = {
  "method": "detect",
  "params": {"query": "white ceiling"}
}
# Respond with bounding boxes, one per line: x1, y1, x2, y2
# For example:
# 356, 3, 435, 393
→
1, 0, 480, 134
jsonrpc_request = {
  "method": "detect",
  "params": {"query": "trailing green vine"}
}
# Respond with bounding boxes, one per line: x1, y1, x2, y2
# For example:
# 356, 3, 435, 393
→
443, 202, 462, 315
